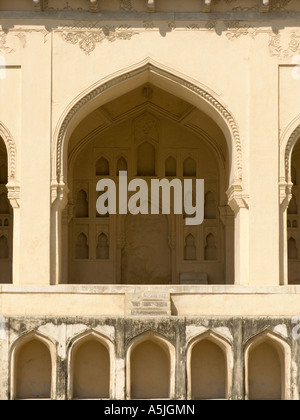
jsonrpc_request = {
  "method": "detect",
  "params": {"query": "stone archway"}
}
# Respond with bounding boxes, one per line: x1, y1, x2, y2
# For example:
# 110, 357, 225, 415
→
52, 59, 246, 285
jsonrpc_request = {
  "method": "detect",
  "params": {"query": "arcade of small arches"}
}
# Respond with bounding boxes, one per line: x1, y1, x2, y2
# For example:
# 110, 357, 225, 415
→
8, 328, 290, 400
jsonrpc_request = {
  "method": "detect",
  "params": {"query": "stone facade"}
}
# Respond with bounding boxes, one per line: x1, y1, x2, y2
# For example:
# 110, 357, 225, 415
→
1, 0, 300, 400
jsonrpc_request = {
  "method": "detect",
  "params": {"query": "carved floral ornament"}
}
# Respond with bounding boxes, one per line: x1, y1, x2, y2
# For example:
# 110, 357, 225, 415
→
1, 19, 300, 59
58, 24, 139, 55
0, 123, 19, 208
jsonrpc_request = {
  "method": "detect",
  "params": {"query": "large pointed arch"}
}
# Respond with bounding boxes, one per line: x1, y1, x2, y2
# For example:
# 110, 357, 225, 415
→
52, 58, 243, 186
51, 59, 247, 285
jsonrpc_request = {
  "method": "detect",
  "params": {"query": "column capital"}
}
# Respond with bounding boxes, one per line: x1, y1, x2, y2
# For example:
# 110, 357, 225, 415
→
51, 181, 69, 211
6, 182, 20, 209
226, 182, 249, 215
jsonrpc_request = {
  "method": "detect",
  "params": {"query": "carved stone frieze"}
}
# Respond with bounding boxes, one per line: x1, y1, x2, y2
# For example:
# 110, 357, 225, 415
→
269, 32, 300, 59
58, 24, 139, 55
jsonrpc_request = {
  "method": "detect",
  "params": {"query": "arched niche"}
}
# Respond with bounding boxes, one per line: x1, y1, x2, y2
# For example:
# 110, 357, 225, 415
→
186, 331, 233, 400
126, 331, 175, 400
10, 331, 57, 400
75, 189, 89, 218
96, 157, 110, 176
244, 330, 291, 401
184, 234, 196, 261
205, 233, 217, 261
183, 157, 197, 177
116, 157, 128, 175
96, 233, 109, 260
67, 330, 115, 400
75, 232, 89, 260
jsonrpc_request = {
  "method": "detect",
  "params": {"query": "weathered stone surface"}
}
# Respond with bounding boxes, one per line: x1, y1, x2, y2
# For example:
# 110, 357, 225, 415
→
1, 316, 299, 400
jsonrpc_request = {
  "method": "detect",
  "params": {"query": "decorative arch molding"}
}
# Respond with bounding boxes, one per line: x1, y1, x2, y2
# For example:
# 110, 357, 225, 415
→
125, 330, 176, 400
282, 117, 300, 183
67, 329, 115, 400
186, 329, 233, 400
244, 329, 291, 401
53, 58, 243, 187
280, 117, 300, 285
9, 330, 57, 400
0, 121, 16, 181
0, 121, 19, 209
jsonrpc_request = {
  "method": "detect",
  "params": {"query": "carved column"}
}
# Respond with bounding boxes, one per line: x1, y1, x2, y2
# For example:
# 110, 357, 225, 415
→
219, 205, 235, 285
51, 182, 69, 285
227, 182, 249, 285
7, 182, 20, 285
279, 178, 293, 285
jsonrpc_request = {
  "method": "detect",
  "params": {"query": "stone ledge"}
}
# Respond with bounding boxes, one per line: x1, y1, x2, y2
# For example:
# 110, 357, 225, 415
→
2, 284, 300, 294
